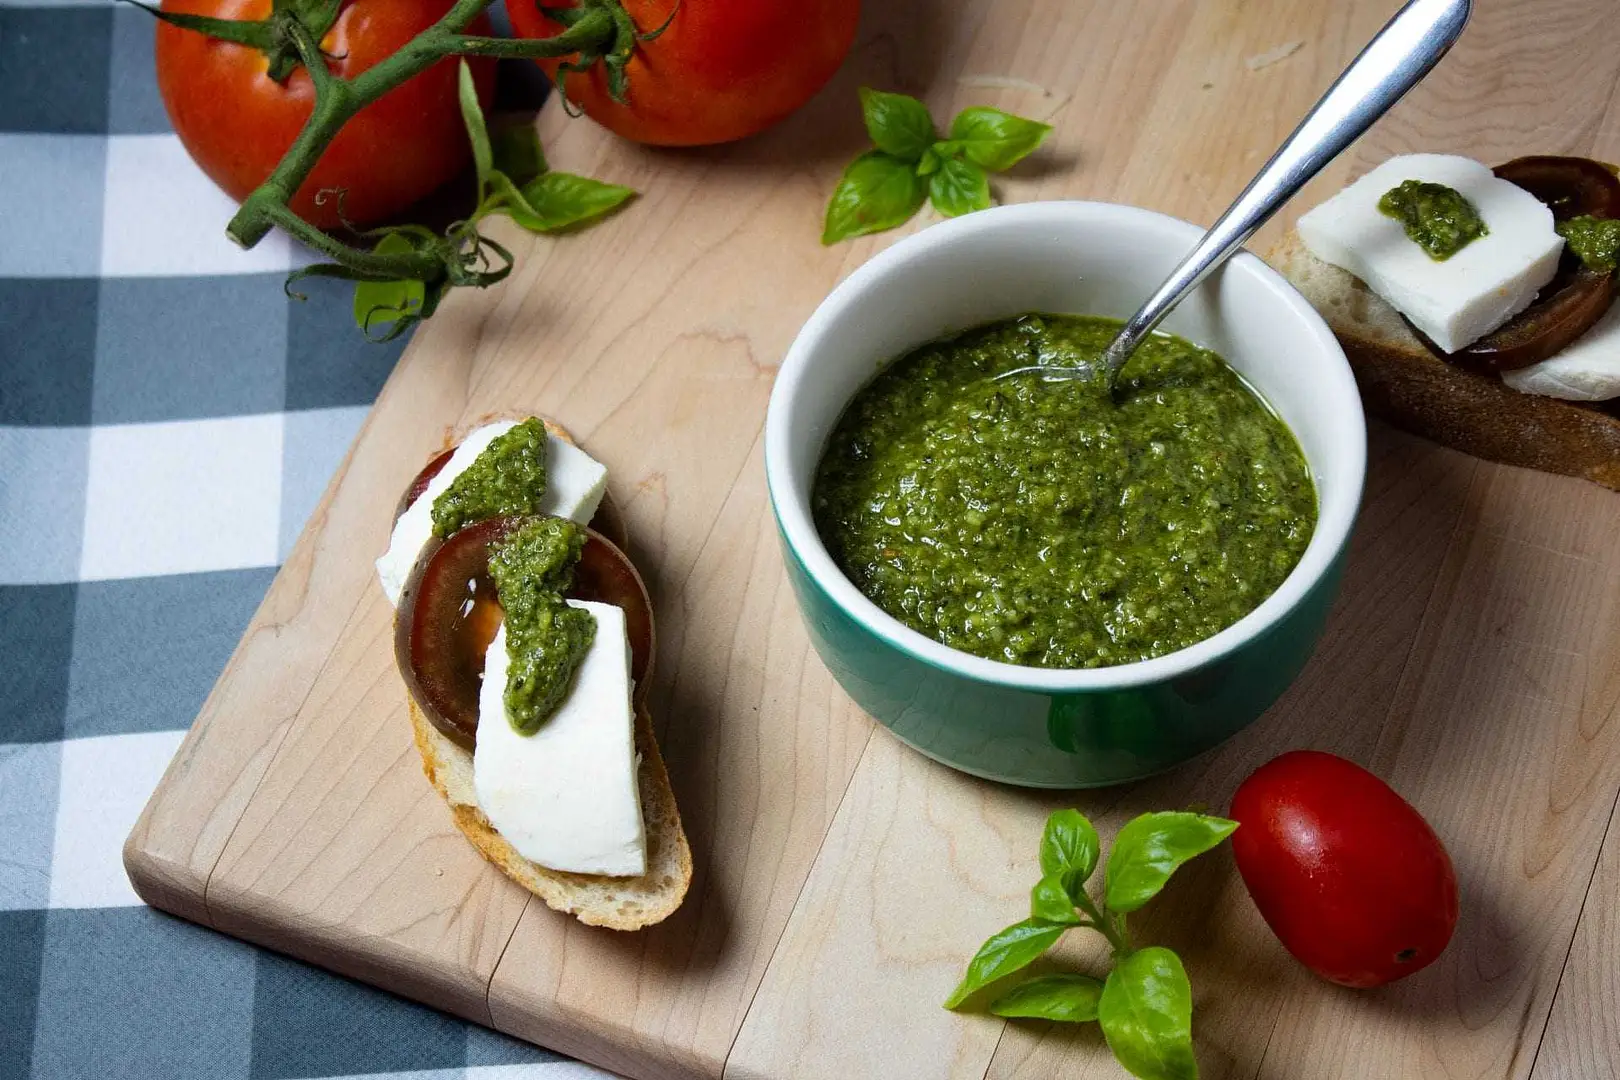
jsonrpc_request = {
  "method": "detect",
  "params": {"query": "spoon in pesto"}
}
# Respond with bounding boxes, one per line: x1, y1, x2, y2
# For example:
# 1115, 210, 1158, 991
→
1000, 0, 1472, 390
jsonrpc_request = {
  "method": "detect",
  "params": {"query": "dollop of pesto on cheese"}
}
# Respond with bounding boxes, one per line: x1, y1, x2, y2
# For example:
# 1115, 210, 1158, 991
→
431, 418, 549, 538
1556, 214, 1620, 273
487, 516, 596, 734
1377, 179, 1488, 260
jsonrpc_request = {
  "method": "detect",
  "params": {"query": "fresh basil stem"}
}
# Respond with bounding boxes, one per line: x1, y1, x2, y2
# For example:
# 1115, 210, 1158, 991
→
946, 808, 1237, 1080
822, 89, 1052, 244
1073, 884, 1131, 958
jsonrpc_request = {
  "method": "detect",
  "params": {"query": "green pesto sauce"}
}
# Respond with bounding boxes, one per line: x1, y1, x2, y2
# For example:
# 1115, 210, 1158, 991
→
1557, 214, 1620, 273
488, 516, 595, 734
431, 418, 550, 539
812, 314, 1317, 670
1377, 180, 1488, 260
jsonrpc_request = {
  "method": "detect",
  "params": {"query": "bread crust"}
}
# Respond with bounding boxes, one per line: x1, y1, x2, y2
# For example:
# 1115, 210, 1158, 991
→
397, 412, 690, 930
1269, 231, 1620, 491
408, 698, 692, 930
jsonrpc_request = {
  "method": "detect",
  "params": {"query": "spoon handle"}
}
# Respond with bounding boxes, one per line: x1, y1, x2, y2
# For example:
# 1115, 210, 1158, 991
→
1099, 0, 1472, 383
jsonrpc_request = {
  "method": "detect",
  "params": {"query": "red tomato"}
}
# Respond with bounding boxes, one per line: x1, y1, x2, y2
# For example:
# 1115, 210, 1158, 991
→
508, 0, 860, 145
156, 0, 495, 229
1229, 750, 1459, 988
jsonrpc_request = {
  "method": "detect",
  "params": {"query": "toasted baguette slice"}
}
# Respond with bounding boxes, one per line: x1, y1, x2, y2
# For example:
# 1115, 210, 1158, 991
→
1269, 229, 1620, 491
409, 698, 691, 930
399, 413, 691, 930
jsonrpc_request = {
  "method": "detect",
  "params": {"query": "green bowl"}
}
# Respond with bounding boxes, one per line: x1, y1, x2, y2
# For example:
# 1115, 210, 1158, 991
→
764, 202, 1365, 787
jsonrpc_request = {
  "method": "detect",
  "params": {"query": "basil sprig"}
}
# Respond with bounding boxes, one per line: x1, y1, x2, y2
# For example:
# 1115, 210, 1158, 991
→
354, 62, 634, 338
822, 88, 1052, 244
945, 809, 1238, 1080
464, 62, 634, 232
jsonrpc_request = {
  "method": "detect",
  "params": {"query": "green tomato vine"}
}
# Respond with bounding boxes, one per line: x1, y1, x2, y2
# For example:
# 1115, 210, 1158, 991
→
136, 0, 669, 338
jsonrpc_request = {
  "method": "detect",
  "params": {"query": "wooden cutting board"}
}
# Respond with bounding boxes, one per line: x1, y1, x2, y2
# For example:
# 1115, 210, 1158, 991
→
125, 0, 1620, 1076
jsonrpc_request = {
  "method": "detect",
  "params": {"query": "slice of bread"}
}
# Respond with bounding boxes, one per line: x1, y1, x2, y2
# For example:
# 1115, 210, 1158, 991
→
398, 413, 691, 930
1269, 229, 1620, 491
409, 698, 691, 930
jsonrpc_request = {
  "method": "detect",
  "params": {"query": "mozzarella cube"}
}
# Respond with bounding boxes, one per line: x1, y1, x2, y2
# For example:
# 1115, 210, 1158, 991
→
539, 435, 609, 525
1298, 154, 1563, 353
474, 604, 646, 877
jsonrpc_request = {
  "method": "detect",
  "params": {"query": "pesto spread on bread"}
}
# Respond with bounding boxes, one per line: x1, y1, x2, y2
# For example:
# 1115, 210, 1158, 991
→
1299, 154, 1620, 397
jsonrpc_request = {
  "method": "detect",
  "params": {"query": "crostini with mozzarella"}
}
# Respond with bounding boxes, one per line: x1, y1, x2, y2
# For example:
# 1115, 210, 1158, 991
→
378, 414, 690, 930
1273, 154, 1620, 489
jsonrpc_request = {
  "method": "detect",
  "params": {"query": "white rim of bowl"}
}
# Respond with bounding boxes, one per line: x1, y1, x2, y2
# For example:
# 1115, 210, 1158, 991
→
765, 201, 1367, 694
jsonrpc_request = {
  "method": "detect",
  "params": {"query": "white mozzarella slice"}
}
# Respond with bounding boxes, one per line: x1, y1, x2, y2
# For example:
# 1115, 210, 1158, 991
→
474, 604, 646, 877
375, 420, 516, 607
1502, 300, 1620, 400
375, 423, 609, 608
1298, 154, 1563, 353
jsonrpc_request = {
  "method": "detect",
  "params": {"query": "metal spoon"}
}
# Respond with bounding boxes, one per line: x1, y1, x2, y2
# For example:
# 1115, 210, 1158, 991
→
1001, 0, 1472, 388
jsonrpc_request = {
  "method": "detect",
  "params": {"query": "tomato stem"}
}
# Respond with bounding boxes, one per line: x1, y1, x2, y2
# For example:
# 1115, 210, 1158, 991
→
284, 13, 342, 98
444, 15, 614, 61
227, 0, 492, 254
259, 202, 442, 279
200, 0, 627, 289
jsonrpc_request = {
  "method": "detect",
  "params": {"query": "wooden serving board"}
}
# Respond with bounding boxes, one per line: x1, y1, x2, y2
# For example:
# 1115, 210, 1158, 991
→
126, 0, 1620, 1076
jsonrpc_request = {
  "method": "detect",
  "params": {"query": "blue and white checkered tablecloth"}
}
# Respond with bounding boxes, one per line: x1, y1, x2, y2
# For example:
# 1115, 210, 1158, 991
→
1, 3, 616, 1077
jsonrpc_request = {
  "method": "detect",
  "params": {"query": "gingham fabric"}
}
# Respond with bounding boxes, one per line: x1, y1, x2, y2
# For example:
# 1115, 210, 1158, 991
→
0, 3, 615, 1077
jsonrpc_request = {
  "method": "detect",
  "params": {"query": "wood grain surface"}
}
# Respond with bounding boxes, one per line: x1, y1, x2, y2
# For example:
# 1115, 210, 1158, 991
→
125, 0, 1620, 1076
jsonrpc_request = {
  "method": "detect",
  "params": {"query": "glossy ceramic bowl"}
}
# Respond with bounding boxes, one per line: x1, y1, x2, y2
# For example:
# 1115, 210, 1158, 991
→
765, 201, 1365, 787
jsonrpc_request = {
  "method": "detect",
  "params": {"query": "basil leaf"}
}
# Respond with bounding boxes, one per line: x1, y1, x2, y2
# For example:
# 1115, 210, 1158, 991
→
928, 157, 991, 218
859, 87, 936, 162
949, 106, 1053, 172
1030, 875, 1082, 925
943, 918, 1067, 1009
916, 145, 943, 177
1039, 809, 1101, 891
458, 60, 493, 199
490, 117, 547, 186
508, 172, 635, 232
352, 233, 425, 335
991, 973, 1105, 1023
822, 151, 927, 244
1098, 947, 1197, 1080
1104, 812, 1238, 914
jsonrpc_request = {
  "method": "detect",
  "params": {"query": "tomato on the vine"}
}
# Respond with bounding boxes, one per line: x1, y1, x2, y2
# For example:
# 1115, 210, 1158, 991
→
508, 0, 860, 146
1229, 750, 1459, 988
155, 0, 495, 229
